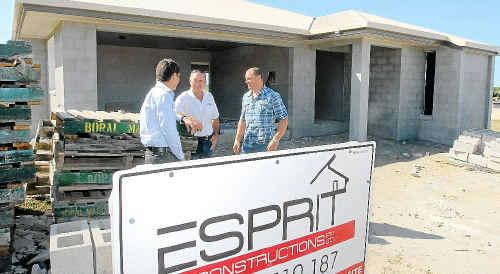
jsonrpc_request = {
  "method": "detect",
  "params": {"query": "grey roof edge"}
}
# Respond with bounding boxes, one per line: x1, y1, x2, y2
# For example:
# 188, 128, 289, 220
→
12, 1, 500, 55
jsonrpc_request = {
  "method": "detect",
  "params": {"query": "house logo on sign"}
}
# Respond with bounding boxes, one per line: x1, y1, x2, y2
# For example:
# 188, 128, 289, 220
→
310, 154, 349, 226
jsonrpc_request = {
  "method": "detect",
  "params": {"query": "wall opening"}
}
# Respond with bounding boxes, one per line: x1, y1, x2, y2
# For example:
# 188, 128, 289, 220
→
424, 51, 436, 115
314, 50, 350, 122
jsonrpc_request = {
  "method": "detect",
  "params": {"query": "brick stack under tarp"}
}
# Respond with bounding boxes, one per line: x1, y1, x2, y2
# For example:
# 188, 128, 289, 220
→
0, 40, 43, 272
449, 129, 500, 172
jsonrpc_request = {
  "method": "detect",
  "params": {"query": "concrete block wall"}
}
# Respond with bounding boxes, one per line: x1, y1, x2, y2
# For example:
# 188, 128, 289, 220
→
343, 52, 352, 123
48, 22, 98, 112
288, 46, 316, 137
368, 46, 402, 139
397, 47, 425, 140
212, 45, 290, 120
29, 39, 49, 137
97, 45, 211, 112
418, 46, 463, 145
460, 52, 490, 131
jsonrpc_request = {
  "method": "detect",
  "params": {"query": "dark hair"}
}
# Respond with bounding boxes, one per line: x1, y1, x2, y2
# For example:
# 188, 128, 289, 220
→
156, 58, 180, 82
248, 67, 263, 78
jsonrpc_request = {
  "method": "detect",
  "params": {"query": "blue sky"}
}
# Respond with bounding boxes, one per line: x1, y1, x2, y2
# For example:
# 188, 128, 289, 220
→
1, 0, 498, 86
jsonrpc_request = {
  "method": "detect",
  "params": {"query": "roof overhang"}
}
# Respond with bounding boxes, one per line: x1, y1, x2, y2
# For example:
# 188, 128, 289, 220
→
12, 0, 500, 55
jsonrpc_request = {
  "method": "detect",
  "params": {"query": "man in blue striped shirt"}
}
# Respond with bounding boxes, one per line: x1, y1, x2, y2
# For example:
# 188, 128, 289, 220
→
233, 67, 289, 154
140, 58, 201, 164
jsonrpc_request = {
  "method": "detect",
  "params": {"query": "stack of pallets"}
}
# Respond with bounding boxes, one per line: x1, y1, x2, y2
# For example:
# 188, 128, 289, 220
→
50, 110, 144, 222
0, 40, 43, 271
32, 120, 56, 196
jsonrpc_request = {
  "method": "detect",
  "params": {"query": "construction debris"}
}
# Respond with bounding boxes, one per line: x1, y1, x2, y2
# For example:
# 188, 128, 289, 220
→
449, 129, 500, 171
0, 40, 43, 273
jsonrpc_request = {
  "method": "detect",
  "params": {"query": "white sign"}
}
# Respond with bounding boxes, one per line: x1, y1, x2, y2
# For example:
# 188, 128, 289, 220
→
110, 142, 375, 274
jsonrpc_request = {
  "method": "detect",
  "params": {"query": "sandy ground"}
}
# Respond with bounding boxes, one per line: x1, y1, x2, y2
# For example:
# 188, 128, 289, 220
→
492, 104, 500, 131
365, 140, 500, 274
214, 133, 500, 274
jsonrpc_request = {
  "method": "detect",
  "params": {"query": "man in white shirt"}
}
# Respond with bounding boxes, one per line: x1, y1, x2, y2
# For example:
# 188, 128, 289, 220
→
140, 58, 202, 164
175, 70, 220, 158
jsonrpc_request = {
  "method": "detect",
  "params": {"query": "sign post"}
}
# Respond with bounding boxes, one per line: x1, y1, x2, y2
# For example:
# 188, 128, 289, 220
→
110, 142, 375, 274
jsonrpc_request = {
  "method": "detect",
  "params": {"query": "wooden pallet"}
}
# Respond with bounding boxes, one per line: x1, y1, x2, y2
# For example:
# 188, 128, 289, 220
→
0, 149, 34, 165
0, 128, 31, 144
54, 189, 111, 203
0, 142, 32, 151
0, 105, 31, 122
53, 155, 138, 171
53, 200, 109, 218
0, 66, 39, 83
54, 171, 113, 186
0, 87, 43, 103
0, 183, 25, 204
0, 41, 32, 59
53, 110, 140, 136
63, 135, 144, 156
0, 206, 14, 227
0, 164, 35, 185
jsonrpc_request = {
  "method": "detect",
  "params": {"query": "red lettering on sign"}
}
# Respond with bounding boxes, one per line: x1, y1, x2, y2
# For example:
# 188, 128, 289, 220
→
182, 220, 355, 274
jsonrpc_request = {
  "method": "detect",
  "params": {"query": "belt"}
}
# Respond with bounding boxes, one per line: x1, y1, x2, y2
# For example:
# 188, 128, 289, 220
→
197, 135, 212, 141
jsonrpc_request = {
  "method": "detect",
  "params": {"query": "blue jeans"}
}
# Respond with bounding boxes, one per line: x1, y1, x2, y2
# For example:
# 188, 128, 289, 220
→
192, 138, 212, 159
242, 143, 267, 154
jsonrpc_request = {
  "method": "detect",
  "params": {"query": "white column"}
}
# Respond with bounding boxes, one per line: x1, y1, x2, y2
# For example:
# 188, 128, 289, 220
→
486, 56, 495, 129
349, 39, 371, 141
49, 21, 97, 111
288, 46, 316, 137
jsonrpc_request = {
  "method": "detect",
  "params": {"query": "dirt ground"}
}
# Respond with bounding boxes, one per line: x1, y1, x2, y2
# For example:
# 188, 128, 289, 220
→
365, 139, 500, 274
491, 104, 500, 131
215, 132, 500, 274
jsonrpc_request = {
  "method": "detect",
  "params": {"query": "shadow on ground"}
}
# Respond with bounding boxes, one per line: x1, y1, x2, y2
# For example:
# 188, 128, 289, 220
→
368, 222, 444, 245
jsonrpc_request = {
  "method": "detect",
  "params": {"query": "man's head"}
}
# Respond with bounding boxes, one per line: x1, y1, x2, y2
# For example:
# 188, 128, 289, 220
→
189, 70, 206, 94
156, 58, 180, 89
245, 67, 264, 93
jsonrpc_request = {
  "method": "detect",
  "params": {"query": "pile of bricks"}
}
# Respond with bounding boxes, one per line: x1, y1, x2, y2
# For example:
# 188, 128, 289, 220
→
0, 40, 43, 272
50, 219, 111, 274
449, 129, 500, 171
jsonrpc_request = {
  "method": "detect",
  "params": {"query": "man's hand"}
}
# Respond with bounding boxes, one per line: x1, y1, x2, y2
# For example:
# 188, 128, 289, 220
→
267, 138, 280, 151
210, 134, 218, 151
233, 141, 241, 154
183, 116, 202, 134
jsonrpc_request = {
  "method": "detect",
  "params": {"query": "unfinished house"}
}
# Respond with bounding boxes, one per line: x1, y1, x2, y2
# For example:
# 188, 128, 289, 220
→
11, 0, 499, 145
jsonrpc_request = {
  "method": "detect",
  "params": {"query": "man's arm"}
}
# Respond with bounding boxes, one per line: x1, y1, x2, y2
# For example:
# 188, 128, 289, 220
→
174, 94, 202, 134
267, 92, 289, 151
158, 94, 184, 160
233, 119, 246, 154
210, 118, 220, 151
267, 118, 288, 151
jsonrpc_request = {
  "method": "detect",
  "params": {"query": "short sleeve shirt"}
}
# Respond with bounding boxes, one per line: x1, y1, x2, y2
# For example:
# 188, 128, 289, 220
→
240, 86, 288, 145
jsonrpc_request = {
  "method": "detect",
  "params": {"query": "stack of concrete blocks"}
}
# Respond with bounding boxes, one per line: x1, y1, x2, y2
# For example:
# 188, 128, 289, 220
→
50, 219, 111, 274
482, 131, 500, 171
449, 129, 500, 172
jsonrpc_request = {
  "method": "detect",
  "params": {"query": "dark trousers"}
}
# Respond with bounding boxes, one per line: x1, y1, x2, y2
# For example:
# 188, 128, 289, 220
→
192, 137, 212, 159
144, 147, 178, 164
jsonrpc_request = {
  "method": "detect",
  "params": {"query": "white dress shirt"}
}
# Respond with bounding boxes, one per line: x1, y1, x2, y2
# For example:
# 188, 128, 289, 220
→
174, 89, 220, 137
140, 81, 184, 160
